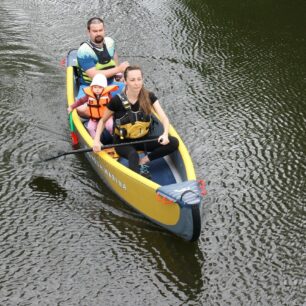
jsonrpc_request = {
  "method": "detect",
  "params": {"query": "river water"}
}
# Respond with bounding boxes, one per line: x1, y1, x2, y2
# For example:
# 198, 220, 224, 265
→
0, 0, 305, 305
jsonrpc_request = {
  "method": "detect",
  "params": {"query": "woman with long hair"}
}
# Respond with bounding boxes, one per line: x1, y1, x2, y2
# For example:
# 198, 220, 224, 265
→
93, 65, 179, 178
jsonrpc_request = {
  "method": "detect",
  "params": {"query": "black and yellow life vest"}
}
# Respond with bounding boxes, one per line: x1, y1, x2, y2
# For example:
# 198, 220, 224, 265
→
114, 94, 152, 139
79, 41, 116, 84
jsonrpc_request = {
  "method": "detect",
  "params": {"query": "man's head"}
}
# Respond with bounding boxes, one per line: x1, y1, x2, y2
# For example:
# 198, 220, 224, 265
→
87, 17, 105, 44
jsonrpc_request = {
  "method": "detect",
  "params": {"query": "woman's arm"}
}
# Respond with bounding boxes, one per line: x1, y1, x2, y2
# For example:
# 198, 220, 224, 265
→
93, 108, 114, 152
152, 100, 170, 145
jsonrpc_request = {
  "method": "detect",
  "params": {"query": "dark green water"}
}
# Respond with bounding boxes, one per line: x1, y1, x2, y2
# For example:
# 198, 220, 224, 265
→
0, 0, 305, 305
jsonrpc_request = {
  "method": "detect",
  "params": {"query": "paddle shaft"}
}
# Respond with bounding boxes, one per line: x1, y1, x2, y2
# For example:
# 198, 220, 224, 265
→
43, 137, 159, 162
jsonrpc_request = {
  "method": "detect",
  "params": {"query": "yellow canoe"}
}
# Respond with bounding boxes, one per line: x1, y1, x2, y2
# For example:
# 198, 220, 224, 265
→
66, 49, 206, 241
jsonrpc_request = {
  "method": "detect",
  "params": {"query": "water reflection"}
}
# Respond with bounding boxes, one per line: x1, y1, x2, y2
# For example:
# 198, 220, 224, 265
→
29, 176, 67, 200
98, 209, 204, 303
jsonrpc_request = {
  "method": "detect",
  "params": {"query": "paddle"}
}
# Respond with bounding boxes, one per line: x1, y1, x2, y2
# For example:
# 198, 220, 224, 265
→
42, 137, 159, 162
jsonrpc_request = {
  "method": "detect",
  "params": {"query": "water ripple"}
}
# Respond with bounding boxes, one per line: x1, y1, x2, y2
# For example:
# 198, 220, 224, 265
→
0, 0, 305, 305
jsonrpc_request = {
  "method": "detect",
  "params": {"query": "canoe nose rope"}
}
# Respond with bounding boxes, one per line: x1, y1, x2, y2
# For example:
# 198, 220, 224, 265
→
179, 181, 207, 205
180, 189, 201, 202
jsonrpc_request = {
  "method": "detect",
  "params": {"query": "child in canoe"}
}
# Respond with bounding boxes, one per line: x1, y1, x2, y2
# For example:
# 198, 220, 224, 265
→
67, 74, 118, 138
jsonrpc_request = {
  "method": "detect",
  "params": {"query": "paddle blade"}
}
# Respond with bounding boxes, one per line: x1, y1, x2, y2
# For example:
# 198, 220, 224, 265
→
69, 113, 78, 145
70, 131, 78, 145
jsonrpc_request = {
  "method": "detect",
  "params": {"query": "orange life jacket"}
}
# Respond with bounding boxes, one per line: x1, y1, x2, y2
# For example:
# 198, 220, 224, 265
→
83, 85, 119, 119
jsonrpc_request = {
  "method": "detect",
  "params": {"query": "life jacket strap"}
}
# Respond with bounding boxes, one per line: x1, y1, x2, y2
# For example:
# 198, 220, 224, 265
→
117, 93, 135, 124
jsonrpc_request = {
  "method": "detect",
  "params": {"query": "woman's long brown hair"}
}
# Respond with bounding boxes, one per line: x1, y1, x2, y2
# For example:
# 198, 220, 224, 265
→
124, 65, 152, 115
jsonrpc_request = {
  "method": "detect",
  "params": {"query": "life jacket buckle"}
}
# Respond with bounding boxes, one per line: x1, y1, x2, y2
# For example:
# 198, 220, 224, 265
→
119, 128, 127, 139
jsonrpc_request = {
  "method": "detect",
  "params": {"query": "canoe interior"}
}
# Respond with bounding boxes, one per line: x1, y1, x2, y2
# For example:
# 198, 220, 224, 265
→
81, 116, 185, 186
119, 154, 178, 186
68, 43, 188, 186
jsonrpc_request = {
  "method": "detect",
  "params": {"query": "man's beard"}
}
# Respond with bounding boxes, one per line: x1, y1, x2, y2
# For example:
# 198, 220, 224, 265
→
94, 36, 104, 44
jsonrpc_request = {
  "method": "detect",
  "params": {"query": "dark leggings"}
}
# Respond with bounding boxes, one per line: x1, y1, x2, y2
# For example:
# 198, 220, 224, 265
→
100, 128, 113, 145
115, 136, 179, 173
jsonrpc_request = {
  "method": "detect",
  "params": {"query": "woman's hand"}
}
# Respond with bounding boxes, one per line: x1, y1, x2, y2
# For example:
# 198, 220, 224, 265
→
93, 139, 102, 152
67, 106, 72, 114
158, 133, 169, 145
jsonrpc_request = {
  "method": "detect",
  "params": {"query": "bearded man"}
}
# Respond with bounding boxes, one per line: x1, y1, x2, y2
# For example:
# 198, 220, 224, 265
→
76, 17, 129, 101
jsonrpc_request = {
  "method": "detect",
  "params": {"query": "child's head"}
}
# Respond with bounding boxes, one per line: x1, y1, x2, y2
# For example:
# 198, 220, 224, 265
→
90, 74, 107, 95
